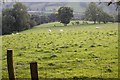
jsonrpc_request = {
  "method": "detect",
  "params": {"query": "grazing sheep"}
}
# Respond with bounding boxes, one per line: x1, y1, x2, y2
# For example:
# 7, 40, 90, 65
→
16, 33, 19, 34
96, 27, 100, 29
60, 29, 63, 32
48, 29, 52, 32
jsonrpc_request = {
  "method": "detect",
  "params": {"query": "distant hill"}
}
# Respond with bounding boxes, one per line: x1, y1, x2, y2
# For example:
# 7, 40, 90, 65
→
2, 2, 117, 15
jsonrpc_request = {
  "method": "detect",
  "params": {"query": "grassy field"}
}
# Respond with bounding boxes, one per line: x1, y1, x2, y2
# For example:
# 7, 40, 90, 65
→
1, 22, 118, 79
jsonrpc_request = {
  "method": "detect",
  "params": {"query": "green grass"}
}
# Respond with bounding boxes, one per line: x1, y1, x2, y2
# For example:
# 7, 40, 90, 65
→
1, 22, 118, 79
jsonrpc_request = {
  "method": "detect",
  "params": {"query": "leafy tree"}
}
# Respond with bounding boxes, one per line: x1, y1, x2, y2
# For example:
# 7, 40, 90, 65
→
29, 19, 37, 28
12, 2, 30, 31
2, 2, 33, 35
57, 7, 73, 26
85, 2, 114, 24
85, 2, 98, 24
96, 7, 104, 24
30, 14, 41, 25
101, 12, 110, 24
2, 9, 15, 34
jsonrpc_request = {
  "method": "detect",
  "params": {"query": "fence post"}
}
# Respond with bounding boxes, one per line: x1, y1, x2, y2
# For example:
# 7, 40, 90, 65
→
30, 62, 38, 80
7, 49, 15, 80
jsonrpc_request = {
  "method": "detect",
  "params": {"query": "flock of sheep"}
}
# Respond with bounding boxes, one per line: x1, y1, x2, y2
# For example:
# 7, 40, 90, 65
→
48, 29, 64, 33
12, 28, 100, 35
11, 24, 100, 35
48, 27, 100, 33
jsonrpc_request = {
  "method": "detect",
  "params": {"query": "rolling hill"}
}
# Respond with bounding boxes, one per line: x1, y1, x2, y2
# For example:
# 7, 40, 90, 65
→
2, 2, 117, 15
2, 22, 118, 78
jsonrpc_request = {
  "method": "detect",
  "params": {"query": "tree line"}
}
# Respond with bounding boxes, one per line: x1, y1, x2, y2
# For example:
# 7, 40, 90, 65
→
2, 2, 119, 35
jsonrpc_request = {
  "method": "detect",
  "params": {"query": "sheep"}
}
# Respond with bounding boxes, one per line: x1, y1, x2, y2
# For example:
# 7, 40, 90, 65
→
96, 27, 100, 29
48, 29, 52, 32
60, 29, 63, 32
16, 33, 19, 34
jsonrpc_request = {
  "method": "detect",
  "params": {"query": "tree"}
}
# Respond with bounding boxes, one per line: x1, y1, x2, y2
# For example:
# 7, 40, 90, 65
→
48, 13, 57, 22
101, 12, 110, 24
12, 2, 30, 31
2, 9, 15, 34
30, 14, 41, 25
96, 7, 104, 24
85, 2, 114, 24
85, 2, 99, 24
2, 2, 32, 35
57, 7, 73, 26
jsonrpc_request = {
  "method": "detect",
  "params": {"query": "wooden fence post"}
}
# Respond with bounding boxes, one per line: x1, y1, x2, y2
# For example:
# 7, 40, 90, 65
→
7, 49, 15, 80
30, 62, 38, 80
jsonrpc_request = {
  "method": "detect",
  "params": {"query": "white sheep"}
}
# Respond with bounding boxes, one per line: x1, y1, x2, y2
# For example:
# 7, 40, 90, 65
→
60, 29, 63, 32
96, 27, 100, 29
16, 33, 19, 34
48, 29, 52, 32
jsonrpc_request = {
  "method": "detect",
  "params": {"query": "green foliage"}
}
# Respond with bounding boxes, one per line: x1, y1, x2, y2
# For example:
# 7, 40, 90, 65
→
12, 2, 30, 31
85, 2, 98, 24
2, 8, 16, 34
57, 7, 73, 26
2, 2, 31, 35
48, 13, 57, 22
30, 13, 57, 25
30, 14, 41, 25
85, 2, 114, 24
101, 12, 114, 23
29, 20, 37, 28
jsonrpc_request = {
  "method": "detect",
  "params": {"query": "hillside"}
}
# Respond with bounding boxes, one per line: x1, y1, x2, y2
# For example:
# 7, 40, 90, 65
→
2, 22, 118, 78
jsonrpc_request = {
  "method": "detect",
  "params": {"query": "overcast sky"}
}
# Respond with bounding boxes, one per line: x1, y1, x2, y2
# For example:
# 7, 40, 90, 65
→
1, 0, 117, 2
